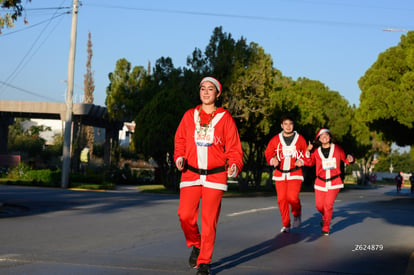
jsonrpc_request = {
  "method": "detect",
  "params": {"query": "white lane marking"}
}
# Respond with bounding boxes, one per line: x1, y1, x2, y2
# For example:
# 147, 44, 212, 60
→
0, 254, 21, 262
227, 206, 277, 217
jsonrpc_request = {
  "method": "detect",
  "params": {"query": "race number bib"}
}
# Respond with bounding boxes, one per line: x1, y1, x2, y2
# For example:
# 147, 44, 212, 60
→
195, 127, 215, 147
282, 145, 296, 157
322, 158, 337, 170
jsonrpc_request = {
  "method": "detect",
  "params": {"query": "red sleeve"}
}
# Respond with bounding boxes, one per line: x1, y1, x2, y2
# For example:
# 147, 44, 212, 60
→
337, 145, 354, 165
174, 109, 192, 164
303, 149, 317, 167
223, 112, 243, 175
264, 135, 278, 165
296, 135, 308, 162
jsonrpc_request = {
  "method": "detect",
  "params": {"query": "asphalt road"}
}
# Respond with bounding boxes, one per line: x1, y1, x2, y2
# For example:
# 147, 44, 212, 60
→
0, 184, 413, 275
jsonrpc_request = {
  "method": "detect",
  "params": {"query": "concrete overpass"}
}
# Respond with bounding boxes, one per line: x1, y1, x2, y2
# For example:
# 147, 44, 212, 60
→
0, 100, 123, 167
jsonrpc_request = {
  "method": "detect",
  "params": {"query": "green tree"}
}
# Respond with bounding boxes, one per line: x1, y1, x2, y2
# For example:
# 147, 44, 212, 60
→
82, 31, 95, 155
133, 66, 194, 189
267, 77, 356, 185
349, 108, 392, 184
204, 26, 241, 83
105, 58, 146, 121
0, 0, 29, 33
47, 133, 63, 156
187, 26, 277, 189
187, 26, 249, 95
8, 118, 50, 159
111, 26, 361, 191
226, 42, 278, 190
269, 77, 354, 143
358, 31, 414, 146
72, 32, 95, 172
374, 151, 414, 173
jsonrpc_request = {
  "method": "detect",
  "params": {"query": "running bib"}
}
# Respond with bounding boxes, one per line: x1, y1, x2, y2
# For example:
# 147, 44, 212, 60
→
195, 127, 215, 147
322, 158, 337, 170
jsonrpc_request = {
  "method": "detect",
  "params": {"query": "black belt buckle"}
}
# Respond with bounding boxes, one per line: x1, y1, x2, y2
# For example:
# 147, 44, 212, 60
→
276, 166, 300, 173
186, 164, 225, 175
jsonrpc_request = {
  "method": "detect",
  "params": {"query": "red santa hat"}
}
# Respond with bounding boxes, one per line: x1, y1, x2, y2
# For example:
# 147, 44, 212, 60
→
315, 128, 330, 141
200, 76, 222, 94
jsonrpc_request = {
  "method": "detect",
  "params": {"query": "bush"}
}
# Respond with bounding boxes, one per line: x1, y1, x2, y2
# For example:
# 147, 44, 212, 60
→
70, 182, 116, 190
3, 162, 150, 190
24, 169, 53, 182
7, 163, 32, 179
6, 164, 61, 187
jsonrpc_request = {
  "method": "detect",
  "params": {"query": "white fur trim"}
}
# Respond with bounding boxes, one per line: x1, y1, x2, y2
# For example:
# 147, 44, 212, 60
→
200, 77, 222, 93
180, 180, 228, 191
316, 128, 330, 140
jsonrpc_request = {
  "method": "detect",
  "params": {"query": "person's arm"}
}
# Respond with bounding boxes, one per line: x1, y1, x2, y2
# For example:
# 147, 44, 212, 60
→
295, 135, 307, 167
302, 141, 316, 167
338, 145, 355, 165
265, 136, 279, 167
224, 114, 243, 177
174, 111, 190, 171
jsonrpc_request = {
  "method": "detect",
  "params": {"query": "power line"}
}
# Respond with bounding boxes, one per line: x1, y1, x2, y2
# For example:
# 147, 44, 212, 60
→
0, 2, 71, 99
0, 11, 67, 94
0, 12, 69, 37
84, 3, 409, 30
0, 80, 60, 102
286, 0, 414, 12
25, 7, 72, 11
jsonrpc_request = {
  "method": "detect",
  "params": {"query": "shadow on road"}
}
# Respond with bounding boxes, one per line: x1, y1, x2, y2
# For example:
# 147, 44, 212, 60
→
212, 214, 325, 273
212, 233, 303, 273
332, 196, 414, 233
212, 187, 414, 273
0, 185, 178, 218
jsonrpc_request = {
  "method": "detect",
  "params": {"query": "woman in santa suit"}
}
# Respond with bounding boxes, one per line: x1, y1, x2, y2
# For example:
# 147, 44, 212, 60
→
174, 76, 243, 275
304, 128, 354, 235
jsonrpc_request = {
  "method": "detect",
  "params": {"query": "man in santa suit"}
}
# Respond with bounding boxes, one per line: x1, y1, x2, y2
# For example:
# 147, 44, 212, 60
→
304, 128, 355, 235
265, 115, 307, 233
174, 77, 243, 275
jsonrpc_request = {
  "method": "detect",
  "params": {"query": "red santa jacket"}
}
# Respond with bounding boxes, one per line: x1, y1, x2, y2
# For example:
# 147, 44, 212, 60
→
174, 105, 243, 191
304, 144, 354, 191
264, 131, 307, 181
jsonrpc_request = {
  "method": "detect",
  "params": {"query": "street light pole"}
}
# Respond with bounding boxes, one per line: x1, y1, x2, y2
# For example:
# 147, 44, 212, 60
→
61, 0, 79, 188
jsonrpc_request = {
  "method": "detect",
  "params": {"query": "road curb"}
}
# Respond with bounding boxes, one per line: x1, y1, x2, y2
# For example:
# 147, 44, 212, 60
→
406, 252, 414, 275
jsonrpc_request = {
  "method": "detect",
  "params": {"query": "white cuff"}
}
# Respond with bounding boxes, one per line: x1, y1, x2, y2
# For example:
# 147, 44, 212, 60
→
228, 163, 237, 178
176, 157, 184, 168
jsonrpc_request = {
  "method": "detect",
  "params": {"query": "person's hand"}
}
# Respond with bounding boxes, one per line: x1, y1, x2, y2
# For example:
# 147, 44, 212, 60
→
228, 164, 237, 177
272, 157, 279, 167
295, 159, 304, 167
307, 141, 313, 152
346, 154, 354, 163
176, 157, 185, 171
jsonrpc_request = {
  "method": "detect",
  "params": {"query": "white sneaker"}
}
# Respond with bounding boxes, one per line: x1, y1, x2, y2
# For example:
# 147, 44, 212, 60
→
292, 215, 302, 228
280, 226, 290, 233
321, 230, 329, 236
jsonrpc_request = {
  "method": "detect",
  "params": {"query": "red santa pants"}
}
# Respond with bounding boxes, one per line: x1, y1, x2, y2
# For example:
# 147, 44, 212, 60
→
178, 185, 223, 266
315, 188, 340, 232
275, 179, 302, 227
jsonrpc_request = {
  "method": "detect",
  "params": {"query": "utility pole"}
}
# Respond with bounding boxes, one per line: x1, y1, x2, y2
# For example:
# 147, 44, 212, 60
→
61, 0, 79, 188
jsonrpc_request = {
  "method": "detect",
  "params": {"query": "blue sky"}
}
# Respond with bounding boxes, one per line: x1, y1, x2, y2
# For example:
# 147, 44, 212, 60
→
0, 0, 413, 107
